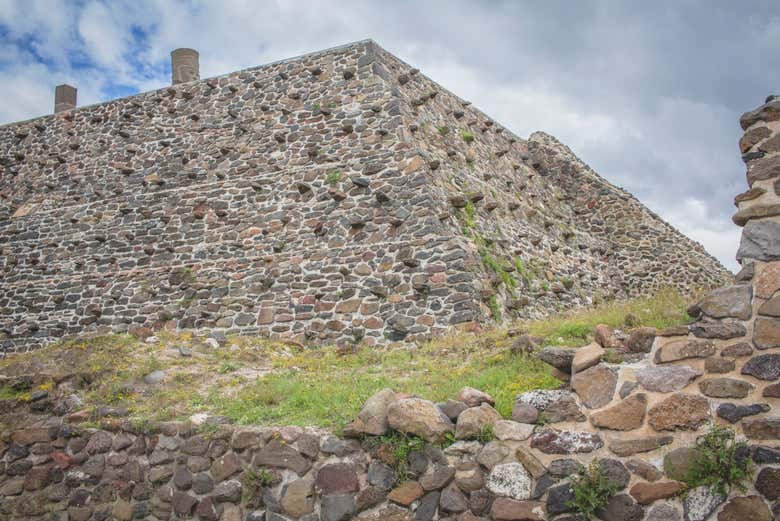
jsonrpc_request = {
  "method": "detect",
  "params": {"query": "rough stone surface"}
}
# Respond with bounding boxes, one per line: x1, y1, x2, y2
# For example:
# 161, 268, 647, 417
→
654, 339, 716, 364
485, 463, 532, 501
596, 493, 644, 521
737, 220, 780, 262
345, 388, 396, 436
755, 467, 780, 500
647, 393, 710, 431
742, 353, 780, 380
646, 503, 683, 521
570, 364, 617, 408
635, 366, 702, 392
571, 342, 604, 373
455, 404, 502, 440
752, 317, 780, 349
698, 377, 754, 398
629, 481, 683, 505
387, 398, 454, 442
683, 486, 724, 521
609, 435, 674, 457
717, 495, 773, 521
530, 428, 603, 454
696, 284, 752, 320
743, 418, 780, 440
489, 498, 546, 521
716, 403, 770, 423
589, 393, 647, 430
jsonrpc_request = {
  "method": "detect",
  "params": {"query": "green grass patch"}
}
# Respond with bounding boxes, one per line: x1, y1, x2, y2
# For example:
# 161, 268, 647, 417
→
206, 341, 558, 430
326, 170, 342, 185
460, 129, 475, 143
524, 287, 692, 346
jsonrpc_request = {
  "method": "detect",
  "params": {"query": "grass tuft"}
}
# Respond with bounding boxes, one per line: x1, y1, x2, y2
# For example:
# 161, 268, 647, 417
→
523, 287, 692, 346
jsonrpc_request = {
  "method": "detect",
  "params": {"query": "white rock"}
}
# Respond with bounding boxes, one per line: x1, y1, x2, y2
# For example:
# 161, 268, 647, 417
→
486, 462, 532, 500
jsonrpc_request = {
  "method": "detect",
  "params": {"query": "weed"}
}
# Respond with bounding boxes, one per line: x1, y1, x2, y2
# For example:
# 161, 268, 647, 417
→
371, 430, 426, 480
326, 170, 342, 185
462, 201, 477, 229
460, 129, 475, 143
218, 362, 238, 374
472, 424, 495, 443
243, 466, 274, 488
479, 248, 516, 289
683, 424, 751, 496
489, 295, 501, 321
436, 125, 450, 136
568, 462, 620, 519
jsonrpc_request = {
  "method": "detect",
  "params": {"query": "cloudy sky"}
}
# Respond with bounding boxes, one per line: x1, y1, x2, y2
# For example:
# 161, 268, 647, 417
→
2, 1, 779, 271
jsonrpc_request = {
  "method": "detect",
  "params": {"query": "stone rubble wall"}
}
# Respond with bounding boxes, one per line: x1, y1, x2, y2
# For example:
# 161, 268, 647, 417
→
0, 39, 730, 354
0, 96, 775, 521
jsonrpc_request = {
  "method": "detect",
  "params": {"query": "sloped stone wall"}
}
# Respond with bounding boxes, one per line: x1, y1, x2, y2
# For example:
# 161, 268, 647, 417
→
0, 96, 775, 521
0, 40, 730, 353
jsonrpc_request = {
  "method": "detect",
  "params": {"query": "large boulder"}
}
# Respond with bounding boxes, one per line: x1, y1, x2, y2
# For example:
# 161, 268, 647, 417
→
344, 388, 397, 436
455, 404, 502, 440
387, 398, 454, 442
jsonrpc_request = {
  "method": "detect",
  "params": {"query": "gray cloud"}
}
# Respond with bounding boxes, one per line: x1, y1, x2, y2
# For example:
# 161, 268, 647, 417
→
2, 0, 779, 271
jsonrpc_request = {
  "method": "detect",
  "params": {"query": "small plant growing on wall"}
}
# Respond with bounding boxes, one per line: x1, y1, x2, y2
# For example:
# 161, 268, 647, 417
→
683, 424, 751, 496
436, 125, 450, 136
568, 462, 620, 519
460, 129, 475, 143
326, 170, 342, 185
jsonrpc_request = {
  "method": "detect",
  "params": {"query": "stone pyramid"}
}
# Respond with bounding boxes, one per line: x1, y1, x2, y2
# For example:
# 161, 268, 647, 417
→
0, 40, 730, 352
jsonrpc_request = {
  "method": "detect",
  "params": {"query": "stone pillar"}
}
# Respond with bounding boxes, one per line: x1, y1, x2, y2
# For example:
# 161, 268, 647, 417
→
171, 48, 200, 85
54, 84, 77, 113
734, 94, 780, 264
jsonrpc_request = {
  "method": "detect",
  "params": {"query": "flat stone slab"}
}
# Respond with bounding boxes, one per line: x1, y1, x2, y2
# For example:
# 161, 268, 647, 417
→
635, 365, 702, 392
653, 339, 715, 363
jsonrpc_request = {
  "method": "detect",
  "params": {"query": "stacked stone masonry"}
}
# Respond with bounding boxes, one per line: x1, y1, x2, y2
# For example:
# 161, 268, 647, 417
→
0, 94, 779, 521
0, 40, 730, 353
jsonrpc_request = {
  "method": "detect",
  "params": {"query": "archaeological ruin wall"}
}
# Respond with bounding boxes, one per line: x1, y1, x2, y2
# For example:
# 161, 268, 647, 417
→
0, 40, 730, 353
0, 91, 779, 521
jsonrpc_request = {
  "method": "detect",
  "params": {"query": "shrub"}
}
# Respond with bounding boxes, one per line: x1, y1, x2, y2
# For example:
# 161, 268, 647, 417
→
683, 424, 751, 496
460, 129, 475, 143
568, 462, 620, 519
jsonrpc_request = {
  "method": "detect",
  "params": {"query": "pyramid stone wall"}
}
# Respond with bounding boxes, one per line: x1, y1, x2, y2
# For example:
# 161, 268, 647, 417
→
0, 41, 730, 353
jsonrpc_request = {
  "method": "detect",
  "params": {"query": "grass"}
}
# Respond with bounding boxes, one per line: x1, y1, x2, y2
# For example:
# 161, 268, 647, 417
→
326, 170, 342, 185
0, 289, 696, 431
523, 287, 692, 346
460, 129, 475, 143
207, 335, 559, 430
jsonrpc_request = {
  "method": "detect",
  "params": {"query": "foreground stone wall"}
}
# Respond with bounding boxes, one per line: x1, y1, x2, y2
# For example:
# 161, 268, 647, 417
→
0, 39, 730, 354
0, 96, 775, 521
